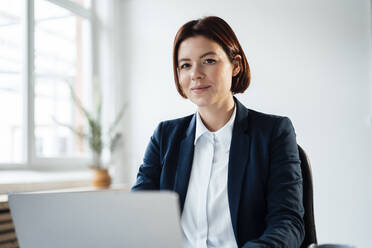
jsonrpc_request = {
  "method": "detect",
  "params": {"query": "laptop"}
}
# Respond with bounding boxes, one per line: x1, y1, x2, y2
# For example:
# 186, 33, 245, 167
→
8, 190, 184, 248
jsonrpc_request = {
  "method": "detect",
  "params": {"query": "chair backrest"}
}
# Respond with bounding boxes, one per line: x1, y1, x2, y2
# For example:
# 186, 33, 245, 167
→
298, 145, 318, 248
308, 244, 355, 248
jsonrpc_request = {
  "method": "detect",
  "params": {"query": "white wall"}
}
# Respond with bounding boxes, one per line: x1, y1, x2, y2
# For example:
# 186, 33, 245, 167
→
97, 0, 372, 247
93, 0, 133, 183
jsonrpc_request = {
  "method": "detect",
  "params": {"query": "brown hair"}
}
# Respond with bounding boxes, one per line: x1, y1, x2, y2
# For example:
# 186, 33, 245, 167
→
173, 16, 251, 98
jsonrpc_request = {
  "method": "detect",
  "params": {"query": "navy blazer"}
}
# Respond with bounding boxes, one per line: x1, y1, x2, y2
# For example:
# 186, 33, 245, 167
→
132, 98, 305, 248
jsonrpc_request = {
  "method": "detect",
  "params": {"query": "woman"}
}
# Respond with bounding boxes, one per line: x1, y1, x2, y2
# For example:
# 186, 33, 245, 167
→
132, 16, 304, 248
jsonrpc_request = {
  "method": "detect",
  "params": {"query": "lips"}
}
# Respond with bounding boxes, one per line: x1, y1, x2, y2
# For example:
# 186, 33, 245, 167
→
191, 85, 211, 94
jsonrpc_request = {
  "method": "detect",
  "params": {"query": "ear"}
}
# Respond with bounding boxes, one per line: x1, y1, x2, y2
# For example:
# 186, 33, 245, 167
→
232, 55, 242, 77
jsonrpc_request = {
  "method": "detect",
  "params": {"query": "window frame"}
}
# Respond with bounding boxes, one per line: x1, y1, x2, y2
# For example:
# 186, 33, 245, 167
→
0, 0, 93, 170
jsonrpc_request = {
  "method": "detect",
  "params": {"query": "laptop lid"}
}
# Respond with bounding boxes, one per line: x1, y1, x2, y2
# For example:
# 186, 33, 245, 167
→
8, 190, 184, 248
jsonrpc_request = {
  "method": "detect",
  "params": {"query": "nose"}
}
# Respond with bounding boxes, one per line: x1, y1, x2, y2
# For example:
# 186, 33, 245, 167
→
191, 64, 205, 81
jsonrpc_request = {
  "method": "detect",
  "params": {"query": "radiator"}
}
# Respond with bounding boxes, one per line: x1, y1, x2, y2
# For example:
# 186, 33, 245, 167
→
0, 199, 18, 248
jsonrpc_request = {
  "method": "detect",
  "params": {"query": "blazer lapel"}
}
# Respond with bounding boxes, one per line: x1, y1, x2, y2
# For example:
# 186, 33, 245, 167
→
174, 114, 196, 213
228, 98, 250, 238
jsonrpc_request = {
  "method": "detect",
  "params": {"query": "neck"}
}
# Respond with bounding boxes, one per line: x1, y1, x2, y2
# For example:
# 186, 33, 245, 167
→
198, 95, 235, 132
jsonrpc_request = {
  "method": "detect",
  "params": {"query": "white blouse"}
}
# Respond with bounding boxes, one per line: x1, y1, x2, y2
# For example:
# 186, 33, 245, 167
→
181, 106, 238, 248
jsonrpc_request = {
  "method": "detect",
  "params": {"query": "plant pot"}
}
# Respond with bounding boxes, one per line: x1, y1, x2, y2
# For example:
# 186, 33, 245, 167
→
91, 168, 111, 188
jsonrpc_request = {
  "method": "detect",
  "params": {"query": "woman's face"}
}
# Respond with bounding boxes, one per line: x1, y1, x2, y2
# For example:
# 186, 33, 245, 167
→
177, 35, 239, 109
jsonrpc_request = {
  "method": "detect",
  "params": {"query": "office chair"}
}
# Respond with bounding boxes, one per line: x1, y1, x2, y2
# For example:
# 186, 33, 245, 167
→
299, 146, 355, 248
298, 145, 318, 248
308, 244, 355, 248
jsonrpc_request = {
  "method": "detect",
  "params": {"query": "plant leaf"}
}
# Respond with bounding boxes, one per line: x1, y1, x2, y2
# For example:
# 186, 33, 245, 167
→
52, 116, 87, 138
108, 102, 127, 136
66, 81, 96, 126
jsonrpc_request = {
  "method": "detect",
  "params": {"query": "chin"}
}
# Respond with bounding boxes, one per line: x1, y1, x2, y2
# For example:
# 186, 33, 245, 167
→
190, 97, 212, 108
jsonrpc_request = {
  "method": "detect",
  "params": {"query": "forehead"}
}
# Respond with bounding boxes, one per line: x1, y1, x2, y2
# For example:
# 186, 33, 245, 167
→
178, 35, 226, 59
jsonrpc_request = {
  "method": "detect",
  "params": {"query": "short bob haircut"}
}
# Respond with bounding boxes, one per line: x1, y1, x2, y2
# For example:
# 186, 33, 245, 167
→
173, 16, 251, 98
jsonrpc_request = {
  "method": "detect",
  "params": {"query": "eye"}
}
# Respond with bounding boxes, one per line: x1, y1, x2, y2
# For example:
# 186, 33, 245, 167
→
204, 58, 216, 64
179, 63, 191, 70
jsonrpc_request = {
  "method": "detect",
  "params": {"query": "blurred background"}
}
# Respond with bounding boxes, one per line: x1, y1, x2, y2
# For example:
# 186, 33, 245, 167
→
0, 0, 371, 247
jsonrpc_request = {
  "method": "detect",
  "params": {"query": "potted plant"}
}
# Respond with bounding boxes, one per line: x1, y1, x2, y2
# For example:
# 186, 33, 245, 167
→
54, 78, 126, 188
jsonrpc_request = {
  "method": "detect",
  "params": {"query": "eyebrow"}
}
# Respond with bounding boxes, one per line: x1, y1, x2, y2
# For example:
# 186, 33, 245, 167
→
178, 51, 217, 63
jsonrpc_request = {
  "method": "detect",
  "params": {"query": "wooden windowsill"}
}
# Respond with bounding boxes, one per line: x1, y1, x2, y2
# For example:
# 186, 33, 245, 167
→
0, 170, 93, 197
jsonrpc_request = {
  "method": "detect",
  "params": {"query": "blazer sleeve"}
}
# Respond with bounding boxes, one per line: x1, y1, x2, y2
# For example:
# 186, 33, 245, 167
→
131, 122, 163, 191
242, 117, 305, 248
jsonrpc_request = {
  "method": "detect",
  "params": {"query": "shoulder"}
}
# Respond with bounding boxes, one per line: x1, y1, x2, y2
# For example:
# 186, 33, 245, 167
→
239, 102, 294, 138
248, 109, 291, 126
244, 108, 295, 137
158, 114, 194, 131
235, 98, 293, 132
152, 113, 195, 138
160, 114, 194, 129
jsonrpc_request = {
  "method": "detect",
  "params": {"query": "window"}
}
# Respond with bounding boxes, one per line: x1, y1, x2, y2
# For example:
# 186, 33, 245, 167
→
0, 1, 24, 164
0, 0, 92, 168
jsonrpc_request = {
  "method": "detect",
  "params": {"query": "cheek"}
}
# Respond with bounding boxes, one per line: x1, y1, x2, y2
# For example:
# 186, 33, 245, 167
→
178, 72, 189, 88
222, 66, 233, 86
180, 69, 190, 79
222, 64, 233, 78
213, 66, 232, 88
